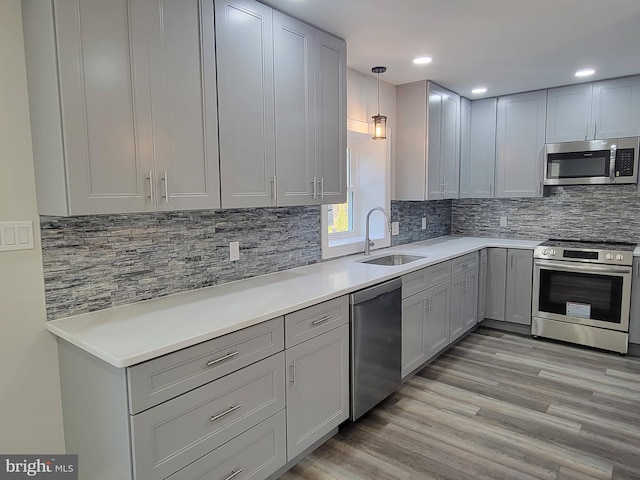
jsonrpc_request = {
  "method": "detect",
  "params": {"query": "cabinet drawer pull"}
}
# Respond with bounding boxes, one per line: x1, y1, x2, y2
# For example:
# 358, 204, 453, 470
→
312, 315, 333, 325
225, 468, 243, 480
206, 351, 239, 367
210, 404, 242, 422
319, 178, 324, 199
311, 177, 317, 199
289, 362, 296, 386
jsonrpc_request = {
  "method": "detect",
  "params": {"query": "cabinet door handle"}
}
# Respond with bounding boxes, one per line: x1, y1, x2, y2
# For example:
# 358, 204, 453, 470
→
311, 177, 317, 199
593, 122, 597, 139
162, 172, 169, 203
585, 124, 589, 141
147, 171, 154, 204
289, 362, 296, 386
538, 181, 542, 195
489, 183, 492, 197
510, 255, 514, 269
312, 315, 333, 325
210, 404, 242, 422
319, 178, 324, 199
224, 469, 243, 480
206, 351, 239, 367
271, 176, 277, 202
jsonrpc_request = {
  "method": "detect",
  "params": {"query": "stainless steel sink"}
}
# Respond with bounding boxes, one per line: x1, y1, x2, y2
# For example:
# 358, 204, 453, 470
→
359, 254, 427, 266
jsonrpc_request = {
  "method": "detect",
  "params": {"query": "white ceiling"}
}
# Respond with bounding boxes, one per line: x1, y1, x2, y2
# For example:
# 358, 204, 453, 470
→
263, 0, 640, 98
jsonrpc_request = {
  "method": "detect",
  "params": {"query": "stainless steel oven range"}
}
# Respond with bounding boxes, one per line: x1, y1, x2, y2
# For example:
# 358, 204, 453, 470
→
532, 239, 636, 353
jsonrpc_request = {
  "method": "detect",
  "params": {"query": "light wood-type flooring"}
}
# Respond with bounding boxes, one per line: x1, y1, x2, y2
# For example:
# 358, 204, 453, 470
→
279, 327, 640, 480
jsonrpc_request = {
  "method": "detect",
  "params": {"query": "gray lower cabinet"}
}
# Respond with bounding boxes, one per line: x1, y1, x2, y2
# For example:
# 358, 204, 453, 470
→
166, 411, 286, 480
485, 248, 533, 325
628, 258, 640, 345
401, 262, 452, 378
478, 249, 488, 320
285, 323, 350, 460
486, 248, 508, 320
450, 269, 478, 342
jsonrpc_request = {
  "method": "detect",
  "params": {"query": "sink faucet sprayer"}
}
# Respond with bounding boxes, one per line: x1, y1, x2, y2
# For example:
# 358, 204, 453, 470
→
364, 207, 391, 256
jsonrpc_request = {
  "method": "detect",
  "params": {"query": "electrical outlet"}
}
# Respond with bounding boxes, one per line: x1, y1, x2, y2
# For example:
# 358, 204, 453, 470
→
500, 216, 508, 227
421, 217, 427, 230
229, 241, 240, 261
391, 222, 399, 236
0, 221, 34, 252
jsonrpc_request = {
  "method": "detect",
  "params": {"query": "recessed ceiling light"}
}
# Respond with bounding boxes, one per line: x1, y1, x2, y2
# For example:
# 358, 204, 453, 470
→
575, 68, 596, 78
413, 56, 432, 65
471, 87, 487, 95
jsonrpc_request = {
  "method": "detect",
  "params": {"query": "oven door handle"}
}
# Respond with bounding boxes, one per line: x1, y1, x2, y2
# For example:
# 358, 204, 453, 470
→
535, 259, 632, 276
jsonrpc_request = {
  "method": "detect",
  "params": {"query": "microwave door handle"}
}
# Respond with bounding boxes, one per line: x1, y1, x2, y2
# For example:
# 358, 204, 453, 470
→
610, 145, 617, 181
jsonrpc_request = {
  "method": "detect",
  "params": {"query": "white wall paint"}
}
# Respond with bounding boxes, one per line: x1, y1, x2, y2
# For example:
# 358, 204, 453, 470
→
346, 68, 397, 198
0, 0, 65, 453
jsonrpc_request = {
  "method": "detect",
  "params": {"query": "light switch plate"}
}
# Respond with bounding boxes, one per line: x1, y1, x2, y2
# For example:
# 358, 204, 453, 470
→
500, 216, 508, 227
229, 241, 240, 261
421, 217, 427, 230
0, 221, 34, 252
391, 222, 399, 236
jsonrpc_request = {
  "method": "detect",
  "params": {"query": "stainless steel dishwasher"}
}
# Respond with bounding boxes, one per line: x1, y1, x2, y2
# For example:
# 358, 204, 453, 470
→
350, 278, 402, 421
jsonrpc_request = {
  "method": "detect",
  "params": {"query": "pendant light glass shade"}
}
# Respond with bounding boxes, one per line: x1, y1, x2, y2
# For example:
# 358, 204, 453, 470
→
371, 66, 387, 140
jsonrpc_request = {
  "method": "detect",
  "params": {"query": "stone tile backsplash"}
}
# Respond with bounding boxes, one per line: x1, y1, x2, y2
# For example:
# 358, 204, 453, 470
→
452, 185, 640, 243
41, 207, 321, 320
391, 200, 452, 246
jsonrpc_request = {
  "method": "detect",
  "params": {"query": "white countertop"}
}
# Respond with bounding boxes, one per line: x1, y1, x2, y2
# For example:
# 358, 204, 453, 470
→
45, 236, 543, 368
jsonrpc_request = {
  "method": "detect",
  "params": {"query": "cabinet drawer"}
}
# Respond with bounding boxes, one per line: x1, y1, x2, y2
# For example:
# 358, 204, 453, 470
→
165, 410, 286, 480
285, 295, 348, 348
452, 252, 478, 277
402, 261, 452, 298
127, 317, 284, 414
130, 352, 285, 480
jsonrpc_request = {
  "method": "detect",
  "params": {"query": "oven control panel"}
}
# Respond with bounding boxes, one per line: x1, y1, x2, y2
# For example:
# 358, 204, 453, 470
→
534, 245, 634, 266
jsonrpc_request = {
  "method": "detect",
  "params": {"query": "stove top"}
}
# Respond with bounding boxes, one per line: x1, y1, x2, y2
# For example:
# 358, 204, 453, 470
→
541, 239, 637, 252
535, 239, 636, 266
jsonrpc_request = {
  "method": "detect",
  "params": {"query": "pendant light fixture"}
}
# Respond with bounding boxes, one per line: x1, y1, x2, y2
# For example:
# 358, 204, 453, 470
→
371, 66, 387, 140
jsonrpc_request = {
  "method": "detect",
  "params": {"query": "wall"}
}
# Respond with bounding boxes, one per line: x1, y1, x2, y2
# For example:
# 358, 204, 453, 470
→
452, 185, 640, 242
391, 200, 452, 246
42, 207, 321, 320
0, 0, 65, 453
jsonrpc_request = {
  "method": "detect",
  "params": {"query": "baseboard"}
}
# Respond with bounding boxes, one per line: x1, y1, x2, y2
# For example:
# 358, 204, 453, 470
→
628, 342, 640, 357
480, 318, 532, 336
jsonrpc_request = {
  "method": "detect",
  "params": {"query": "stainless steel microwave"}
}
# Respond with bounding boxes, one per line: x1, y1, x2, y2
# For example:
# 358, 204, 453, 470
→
544, 137, 639, 186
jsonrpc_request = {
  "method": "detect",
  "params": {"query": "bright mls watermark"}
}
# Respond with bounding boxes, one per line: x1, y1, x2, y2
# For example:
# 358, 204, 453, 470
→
0, 455, 77, 479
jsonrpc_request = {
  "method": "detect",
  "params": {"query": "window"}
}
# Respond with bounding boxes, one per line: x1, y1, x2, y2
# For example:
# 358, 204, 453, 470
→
321, 129, 391, 259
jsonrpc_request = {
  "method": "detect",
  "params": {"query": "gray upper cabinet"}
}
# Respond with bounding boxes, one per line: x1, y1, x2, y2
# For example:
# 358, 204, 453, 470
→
495, 90, 546, 198
149, 0, 220, 211
218, 0, 346, 208
459, 98, 472, 197
313, 30, 347, 205
23, 0, 154, 215
630, 258, 640, 345
591, 76, 640, 140
273, 12, 316, 206
460, 98, 497, 198
396, 81, 460, 200
546, 83, 593, 143
546, 76, 640, 143
216, 0, 276, 208
505, 249, 533, 325
22, 0, 220, 216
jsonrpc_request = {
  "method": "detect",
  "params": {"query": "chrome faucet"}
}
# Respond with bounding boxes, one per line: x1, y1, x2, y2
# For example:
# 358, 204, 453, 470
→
364, 207, 391, 255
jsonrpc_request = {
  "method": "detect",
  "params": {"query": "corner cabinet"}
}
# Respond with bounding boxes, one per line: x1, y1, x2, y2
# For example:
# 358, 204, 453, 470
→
217, 0, 346, 208
495, 90, 546, 198
22, 0, 220, 216
396, 81, 460, 201
546, 76, 640, 143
